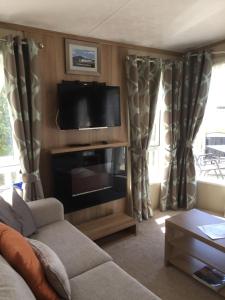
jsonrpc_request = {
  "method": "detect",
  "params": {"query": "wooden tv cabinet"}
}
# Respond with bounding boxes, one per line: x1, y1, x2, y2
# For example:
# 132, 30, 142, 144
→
165, 209, 225, 296
77, 213, 136, 241
51, 141, 135, 239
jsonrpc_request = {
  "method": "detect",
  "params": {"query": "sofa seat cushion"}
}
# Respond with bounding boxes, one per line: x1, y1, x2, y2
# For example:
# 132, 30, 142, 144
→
31, 220, 112, 278
0, 255, 36, 300
70, 261, 161, 300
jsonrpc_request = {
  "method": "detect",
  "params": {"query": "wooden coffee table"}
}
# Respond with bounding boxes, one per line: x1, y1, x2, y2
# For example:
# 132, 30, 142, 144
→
165, 209, 225, 296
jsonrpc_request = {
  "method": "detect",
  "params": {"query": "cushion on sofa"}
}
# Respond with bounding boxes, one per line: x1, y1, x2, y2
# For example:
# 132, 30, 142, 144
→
31, 220, 112, 278
0, 255, 36, 300
29, 238, 71, 300
0, 195, 22, 232
0, 188, 37, 236
12, 188, 37, 236
0, 223, 60, 300
69, 261, 161, 300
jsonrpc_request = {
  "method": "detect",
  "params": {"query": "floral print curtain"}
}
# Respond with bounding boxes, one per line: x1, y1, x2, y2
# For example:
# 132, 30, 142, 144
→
126, 55, 161, 221
1, 36, 44, 201
160, 51, 212, 211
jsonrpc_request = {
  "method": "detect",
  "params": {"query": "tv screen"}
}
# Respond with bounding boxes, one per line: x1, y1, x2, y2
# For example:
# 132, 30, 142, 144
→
57, 83, 121, 129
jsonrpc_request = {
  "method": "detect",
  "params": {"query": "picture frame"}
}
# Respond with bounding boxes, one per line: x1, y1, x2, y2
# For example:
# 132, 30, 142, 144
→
65, 39, 101, 76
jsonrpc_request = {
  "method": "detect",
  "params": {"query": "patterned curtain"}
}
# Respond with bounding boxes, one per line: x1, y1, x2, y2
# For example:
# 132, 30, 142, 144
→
1, 36, 44, 201
126, 55, 161, 221
160, 51, 212, 211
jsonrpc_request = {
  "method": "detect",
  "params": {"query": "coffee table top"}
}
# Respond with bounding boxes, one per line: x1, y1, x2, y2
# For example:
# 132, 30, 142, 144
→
166, 209, 225, 251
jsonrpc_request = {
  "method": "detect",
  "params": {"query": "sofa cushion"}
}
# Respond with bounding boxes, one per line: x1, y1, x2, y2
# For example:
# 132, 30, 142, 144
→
70, 261, 161, 300
0, 195, 22, 232
0, 223, 60, 300
29, 238, 71, 300
31, 220, 112, 278
0, 188, 37, 236
0, 255, 36, 300
11, 188, 37, 236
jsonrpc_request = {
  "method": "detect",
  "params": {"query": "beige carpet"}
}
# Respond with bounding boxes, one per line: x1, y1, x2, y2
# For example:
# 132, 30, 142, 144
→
99, 210, 222, 300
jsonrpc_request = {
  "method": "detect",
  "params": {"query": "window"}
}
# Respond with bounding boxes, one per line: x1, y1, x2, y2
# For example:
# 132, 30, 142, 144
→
0, 52, 20, 191
148, 77, 164, 182
194, 62, 225, 183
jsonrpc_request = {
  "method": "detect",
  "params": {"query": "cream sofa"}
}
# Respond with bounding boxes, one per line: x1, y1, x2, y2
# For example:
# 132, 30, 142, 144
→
0, 197, 161, 300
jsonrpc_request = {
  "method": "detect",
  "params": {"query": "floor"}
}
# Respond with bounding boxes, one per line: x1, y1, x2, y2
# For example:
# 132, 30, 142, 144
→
100, 210, 223, 300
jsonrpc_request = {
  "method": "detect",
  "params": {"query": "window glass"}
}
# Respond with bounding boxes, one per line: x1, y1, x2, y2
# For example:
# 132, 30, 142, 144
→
0, 52, 21, 191
148, 77, 164, 182
194, 62, 225, 183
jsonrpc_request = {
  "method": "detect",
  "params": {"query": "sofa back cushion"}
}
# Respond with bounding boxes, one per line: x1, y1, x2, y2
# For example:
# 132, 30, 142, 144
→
0, 255, 36, 300
0, 223, 60, 300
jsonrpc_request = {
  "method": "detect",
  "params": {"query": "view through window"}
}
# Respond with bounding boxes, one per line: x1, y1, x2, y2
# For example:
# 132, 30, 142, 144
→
0, 52, 20, 191
194, 62, 225, 183
148, 77, 164, 182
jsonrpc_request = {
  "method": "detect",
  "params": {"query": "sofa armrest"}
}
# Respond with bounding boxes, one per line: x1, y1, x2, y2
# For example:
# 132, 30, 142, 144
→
28, 198, 64, 228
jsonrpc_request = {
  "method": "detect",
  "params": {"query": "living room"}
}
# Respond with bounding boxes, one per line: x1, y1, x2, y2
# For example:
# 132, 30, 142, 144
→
1, 1, 225, 300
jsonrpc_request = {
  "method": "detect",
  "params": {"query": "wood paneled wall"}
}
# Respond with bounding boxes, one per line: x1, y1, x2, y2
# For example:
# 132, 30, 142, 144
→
0, 22, 179, 223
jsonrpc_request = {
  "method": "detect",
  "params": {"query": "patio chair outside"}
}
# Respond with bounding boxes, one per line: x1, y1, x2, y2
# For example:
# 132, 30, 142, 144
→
195, 153, 225, 179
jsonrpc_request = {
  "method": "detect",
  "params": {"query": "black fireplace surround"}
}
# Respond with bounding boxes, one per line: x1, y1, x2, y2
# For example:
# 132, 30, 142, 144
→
51, 147, 127, 213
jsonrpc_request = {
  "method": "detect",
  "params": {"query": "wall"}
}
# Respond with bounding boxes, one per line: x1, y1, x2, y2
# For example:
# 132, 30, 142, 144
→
0, 22, 178, 223
2, 22, 225, 218
150, 183, 161, 210
196, 180, 225, 215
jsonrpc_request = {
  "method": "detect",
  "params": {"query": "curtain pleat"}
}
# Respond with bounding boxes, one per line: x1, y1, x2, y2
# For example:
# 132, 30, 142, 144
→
126, 55, 161, 221
1, 35, 44, 201
160, 51, 212, 210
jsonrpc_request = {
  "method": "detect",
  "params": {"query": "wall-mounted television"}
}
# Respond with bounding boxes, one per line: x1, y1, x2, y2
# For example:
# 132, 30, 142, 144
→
57, 82, 121, 130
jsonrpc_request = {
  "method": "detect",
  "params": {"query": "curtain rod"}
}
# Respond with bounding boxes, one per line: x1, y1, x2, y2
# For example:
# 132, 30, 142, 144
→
212, 51, 225, 55
0, 38, 45, 49
186, 51, 225, 56
127, 50, 225, 61
126, 56, 161, 62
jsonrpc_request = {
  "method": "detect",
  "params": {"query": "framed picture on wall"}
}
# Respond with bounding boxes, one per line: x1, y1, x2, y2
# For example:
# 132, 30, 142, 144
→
65, 39, 101, 76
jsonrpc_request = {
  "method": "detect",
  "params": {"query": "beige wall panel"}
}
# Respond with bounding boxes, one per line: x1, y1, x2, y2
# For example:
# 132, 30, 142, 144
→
196, 181, 225, 215
0, 22, 178, 223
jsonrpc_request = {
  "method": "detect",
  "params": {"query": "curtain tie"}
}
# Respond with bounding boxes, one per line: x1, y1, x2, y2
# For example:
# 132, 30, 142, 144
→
186, 140, 193, 149
140, 149, 149, 158
130, 147, 149, 158
165, 146, 177, 159
22, 171, 40, 183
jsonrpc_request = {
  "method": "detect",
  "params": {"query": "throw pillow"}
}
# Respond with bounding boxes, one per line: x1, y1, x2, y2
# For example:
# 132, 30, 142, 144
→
0, 188, 37, 236
0, 195, 22, 232
12, 188, 37, 236
0, 222, 60, 300
29, 239, 71, 300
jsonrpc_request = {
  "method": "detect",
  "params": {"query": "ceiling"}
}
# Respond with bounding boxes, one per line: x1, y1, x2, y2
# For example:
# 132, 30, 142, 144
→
1, 0, 225, 52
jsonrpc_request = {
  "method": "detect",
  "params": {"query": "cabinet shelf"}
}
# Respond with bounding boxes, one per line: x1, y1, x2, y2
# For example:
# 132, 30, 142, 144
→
169, 236, 225, 274
169, 254, 206, 275
50, 141, 128, 154
169, 254, 225, 296
77, 213, 136, 241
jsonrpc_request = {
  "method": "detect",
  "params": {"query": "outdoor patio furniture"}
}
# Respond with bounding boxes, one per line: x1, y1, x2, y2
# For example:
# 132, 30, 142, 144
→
195, 153, 225, 179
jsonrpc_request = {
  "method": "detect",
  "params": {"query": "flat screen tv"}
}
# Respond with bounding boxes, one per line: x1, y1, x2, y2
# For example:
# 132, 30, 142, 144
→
57, 83, 121, 130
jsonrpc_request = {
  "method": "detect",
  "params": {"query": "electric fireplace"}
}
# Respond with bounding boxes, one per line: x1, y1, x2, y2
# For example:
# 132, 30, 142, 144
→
51, 147, 127, 213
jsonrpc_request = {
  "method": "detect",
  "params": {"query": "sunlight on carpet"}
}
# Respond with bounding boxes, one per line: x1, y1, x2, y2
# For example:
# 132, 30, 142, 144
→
154, 215, 171, 234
